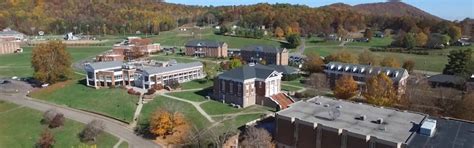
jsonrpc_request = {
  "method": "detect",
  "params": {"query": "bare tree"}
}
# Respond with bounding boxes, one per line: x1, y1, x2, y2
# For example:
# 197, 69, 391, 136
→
42, 109, 58, 124
455, 92, 474, 121
79, 120, 105, 142
240, 126, 274, 148
307, 73, 330, 95
36, 128, 55, 148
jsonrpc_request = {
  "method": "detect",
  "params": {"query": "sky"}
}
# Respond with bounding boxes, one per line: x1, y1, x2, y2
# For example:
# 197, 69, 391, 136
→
166, 0, 473, 21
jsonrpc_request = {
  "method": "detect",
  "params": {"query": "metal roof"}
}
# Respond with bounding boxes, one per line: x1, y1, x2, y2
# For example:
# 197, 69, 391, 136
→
267, 65, 298, 75
427, 74, 466, 85
86, 61, 123, 70
325, 62, 409, 82
141, 62, 202, 75
218, 64, 277, 80
241, 45, 284, 53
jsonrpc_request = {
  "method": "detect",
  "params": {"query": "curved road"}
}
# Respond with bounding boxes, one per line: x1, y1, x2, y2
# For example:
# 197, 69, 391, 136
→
0, 89, 160, 148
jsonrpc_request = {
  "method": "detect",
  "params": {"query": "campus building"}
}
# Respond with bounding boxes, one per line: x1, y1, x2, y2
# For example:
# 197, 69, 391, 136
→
324, 62, 409, 94
240, 45, 289, 65
95, 37, 160, 62
213, 63, 294, 109
275, 96, 474, 148
0, 28, 26, 42
84, 61, 137, 88
135, 62, 205, 89
84, 61, 204, 89
184, 39, 228, 58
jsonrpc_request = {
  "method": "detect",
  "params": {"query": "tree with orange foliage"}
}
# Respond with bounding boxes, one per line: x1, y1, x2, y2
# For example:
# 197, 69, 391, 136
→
334, 75, 359, 100
325, 51, 357, 64
274, 27, 284, 38
363, 73, 398, 107
303, 53, 325, 73
380, 56, 400, 68
149, 109, 187, 138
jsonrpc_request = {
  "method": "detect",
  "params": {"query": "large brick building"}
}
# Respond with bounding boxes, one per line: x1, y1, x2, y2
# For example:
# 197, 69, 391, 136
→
213, 63, 294, 109
275, 96, 474, 148
184, 40, 228, 58
324, 62, 409, 94
240, 45, 289, 65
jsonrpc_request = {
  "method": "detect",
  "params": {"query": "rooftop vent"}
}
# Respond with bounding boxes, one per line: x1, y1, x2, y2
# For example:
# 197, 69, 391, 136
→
420, 119, 437, 137
249, 63, 255, 66
355, 115, 366, 121
323, 104, 330, 107
376, 118, 384, 124
336, 105, 342, 109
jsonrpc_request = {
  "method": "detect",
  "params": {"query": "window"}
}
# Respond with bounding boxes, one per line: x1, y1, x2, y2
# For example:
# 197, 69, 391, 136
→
229, 82, 233, 94
221, 80, 225, 91
87, 72, 94, 79
144, 76, 149, 82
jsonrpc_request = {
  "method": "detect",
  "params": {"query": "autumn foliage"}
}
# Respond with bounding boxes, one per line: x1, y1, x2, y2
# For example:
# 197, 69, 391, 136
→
36, 129, 55, 148
149, 109, 188, 139
380, 56, 400, 68
363, 73, 398, 106
303, 53, 325, 73
31, 41, 72, 84
334, 75, 359, 100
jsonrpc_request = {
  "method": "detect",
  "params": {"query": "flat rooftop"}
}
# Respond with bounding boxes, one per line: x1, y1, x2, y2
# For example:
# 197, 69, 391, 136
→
277, 96, 426, 144
407, 117, 474, 148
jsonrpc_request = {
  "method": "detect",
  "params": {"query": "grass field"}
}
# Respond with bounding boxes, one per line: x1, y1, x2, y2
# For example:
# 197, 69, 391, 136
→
30, 79, 138, 122
180, 79, 213, 90
0, 100, 18, 112
0, 104, 121, 147
281, 85, 302, 92
0, 46, 110, 77
168, 90, 209, 102
282, 77, 305, 88
346, 37, 393, 47
139, 96, 210, 129
152, 28, 281, 48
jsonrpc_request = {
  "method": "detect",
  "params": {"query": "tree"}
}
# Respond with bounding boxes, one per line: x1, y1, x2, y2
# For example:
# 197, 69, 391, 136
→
308, 73, 330, 95
229, 58, 243, 69
402, 60, 415, 74
31, 41, 72, 84
303, 53, 325, 73
358, 50, 377, 65
274, 27, 284, 38
415, 32, 428, 47
42, 109, 58, 125
49, 113, 65, 128
240, 126, 274, 148
325, 51, 357, 64
203, 62, 217, 80
149, 109, 187, 138
380, 56, 400, 68
36, 129, 55, 148
443, 49, 472, 77
364, 28, 373, 40
334, 75, 358, 100
402, 33, 416, 49
80, 120, 105, 142
363, 73, 398, 107
455, 92, 474, 121
447, 25, 462, 41
285, 33, 301, 48
427, 33, 450, 48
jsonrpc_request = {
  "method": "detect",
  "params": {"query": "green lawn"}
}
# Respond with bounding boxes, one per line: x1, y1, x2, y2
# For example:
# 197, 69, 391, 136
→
305, 37, 341, 46
0, 106, 121, 147
151, 55, 199, 63
282, 77, 305, 88
346, 37, 393, 47
152, 28, 281, 48
0, 46, 110, 77
30, 79, 138, 123
180, 79, 213, 90
0, 100, 18, 112
304, 46, 450, 72
167, 90, 209, 102
281, 84, 302, 92
139, 96, 210, 130
199, 100, 239, 115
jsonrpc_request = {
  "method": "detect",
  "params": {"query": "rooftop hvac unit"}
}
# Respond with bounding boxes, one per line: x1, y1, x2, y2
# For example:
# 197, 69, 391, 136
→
420, 119, 437, 137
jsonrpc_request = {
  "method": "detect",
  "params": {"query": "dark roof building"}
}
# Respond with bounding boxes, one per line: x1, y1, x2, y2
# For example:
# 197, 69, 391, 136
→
184, 39, 228, 58
267, 65, 299, 75
218, 63, 276, 81
427, 74, 466, 89
240, 45, 289, 65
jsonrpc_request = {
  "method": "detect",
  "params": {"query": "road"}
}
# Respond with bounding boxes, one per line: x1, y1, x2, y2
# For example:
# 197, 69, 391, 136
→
0, 90, 160, 148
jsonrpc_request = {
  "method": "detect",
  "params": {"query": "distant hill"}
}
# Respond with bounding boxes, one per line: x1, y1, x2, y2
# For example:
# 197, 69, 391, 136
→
353, 2, 442, 21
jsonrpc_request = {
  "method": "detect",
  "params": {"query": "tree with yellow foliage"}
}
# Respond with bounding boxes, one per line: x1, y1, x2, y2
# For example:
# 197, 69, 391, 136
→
325, 51, 357, 64
303, 53, 325, 73
334, 75, 358, 100
31, 41, 72, 84
149, 109, 187, 138
380, 56, 400, 68
363, 73, 398, 107
274, 27, 284, 38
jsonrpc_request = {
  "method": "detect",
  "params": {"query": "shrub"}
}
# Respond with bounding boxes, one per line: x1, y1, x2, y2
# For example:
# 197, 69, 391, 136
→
145, 89, 156, 95
49, 113, 65, 128
282, 74, 301, 81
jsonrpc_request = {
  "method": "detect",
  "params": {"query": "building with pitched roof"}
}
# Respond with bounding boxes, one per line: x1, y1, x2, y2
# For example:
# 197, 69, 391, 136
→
240, 45, 289, 65
213, 63, 294, 109
324, 62, 409, 94
185, 39, 228, 58
0, 28, 26, 42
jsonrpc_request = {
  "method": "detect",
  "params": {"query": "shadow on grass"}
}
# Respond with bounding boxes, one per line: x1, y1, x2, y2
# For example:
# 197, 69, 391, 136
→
134, 122, 156, 140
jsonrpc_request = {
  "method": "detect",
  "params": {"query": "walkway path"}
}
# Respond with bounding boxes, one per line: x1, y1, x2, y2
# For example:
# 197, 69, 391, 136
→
113, 139, 125, 148
129, 93, 144, 129
0, 91, 161, 148
282, 83, 306, 93
160, 93, 215, 122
